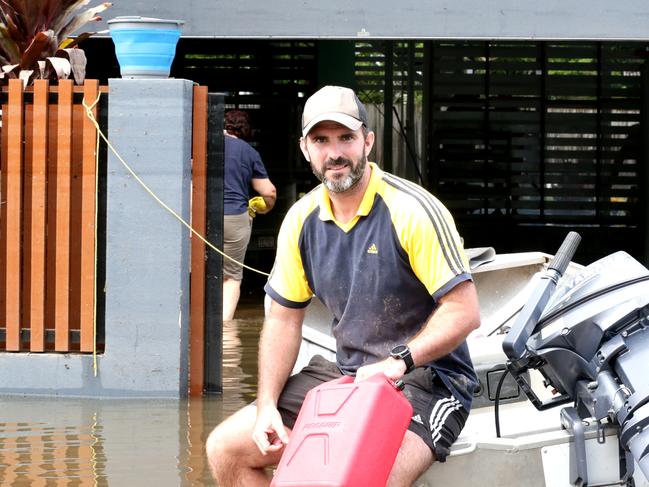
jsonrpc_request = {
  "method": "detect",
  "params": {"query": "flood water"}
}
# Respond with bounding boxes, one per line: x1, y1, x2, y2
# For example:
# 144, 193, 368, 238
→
0, 299, 265, 486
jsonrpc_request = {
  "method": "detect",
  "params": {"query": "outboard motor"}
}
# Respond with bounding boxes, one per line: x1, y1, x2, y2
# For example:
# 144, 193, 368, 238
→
503, 232, 649, 486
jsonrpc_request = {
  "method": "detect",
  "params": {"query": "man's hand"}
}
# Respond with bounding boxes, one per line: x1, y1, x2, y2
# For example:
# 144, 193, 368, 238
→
251, 404, 290, 455
355, 357, 407, 382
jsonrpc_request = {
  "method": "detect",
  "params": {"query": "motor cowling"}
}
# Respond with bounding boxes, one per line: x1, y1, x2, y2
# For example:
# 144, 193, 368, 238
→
504, 241, 649, 483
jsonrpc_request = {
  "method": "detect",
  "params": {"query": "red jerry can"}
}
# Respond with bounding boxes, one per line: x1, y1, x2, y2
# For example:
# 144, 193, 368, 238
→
271, 373, 413, 487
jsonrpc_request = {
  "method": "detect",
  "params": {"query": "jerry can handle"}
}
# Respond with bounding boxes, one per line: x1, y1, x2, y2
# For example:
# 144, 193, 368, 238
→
333, 372, 405, 390
331, 374, 355, 385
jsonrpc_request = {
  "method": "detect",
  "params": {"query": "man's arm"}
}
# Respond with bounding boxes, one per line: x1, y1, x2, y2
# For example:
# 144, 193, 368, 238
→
251, 178, 277, 213
251, 298, 305, 454
356, 280, 480, 381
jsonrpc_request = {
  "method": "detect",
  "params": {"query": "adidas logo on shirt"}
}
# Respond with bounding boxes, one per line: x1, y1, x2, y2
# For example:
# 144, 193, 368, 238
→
367, 243, 378, 254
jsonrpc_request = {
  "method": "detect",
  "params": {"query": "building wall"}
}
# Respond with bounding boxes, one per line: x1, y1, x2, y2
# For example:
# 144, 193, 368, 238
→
97, 1, 649, 40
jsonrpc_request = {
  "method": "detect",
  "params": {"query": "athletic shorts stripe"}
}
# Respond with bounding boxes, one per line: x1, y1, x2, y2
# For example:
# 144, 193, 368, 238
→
429, 397, 462, 446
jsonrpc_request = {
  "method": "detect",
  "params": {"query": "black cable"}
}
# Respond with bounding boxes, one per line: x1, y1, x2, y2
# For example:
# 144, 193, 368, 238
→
494, 367, 510, 438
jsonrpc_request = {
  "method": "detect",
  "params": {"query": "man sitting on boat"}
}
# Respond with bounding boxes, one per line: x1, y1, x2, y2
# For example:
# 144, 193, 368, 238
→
206, 85, 481, 486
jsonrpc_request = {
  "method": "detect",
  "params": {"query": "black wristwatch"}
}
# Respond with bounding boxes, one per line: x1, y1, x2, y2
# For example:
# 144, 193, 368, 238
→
390, 344, 415, 374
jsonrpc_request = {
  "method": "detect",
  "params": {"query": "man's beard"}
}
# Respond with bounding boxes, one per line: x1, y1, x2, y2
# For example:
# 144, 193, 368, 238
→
311, 153, 367, 193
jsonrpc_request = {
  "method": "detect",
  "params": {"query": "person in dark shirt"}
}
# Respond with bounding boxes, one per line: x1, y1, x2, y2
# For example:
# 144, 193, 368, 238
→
223, 110, 276, 320
207, 87, 479, 486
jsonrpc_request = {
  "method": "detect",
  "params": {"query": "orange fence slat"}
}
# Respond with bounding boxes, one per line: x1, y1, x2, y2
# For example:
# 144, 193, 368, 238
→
190, 86, 208, 395
79, 80, 99, 352
45, 101, 58, 346
5, 79, 24, 351
21, 103, 33, 347
69, 101, 83, 342
0, 102, 7, 334
28, 80, 49, 351
54, 80, 73, 351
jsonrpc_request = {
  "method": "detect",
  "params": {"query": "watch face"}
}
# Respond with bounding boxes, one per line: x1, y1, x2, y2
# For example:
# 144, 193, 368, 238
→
392, 344, 408, 355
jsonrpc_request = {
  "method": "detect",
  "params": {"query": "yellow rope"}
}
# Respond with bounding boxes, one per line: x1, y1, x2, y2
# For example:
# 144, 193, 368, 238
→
93, 112, 100, 377
81, 93, 271, 277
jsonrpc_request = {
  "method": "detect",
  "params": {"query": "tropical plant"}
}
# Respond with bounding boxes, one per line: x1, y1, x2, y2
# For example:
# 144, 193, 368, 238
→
0, 0, 111, 85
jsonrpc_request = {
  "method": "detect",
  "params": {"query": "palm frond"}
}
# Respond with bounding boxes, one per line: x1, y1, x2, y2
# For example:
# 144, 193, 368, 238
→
57, 2, 110, 41
0, 22, 22, 62
2, 62, 17, 73
18, 67, 33, 87
20, 29, 54, 69
55, 47, 83, 82
0, 0, 110, 84
46, 55, 72, 80
58, 29, 91, 49
51, 0, 92, 34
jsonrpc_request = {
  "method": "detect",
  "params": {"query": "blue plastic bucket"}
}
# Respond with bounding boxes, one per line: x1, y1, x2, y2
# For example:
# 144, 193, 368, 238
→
108, 17, 183, 79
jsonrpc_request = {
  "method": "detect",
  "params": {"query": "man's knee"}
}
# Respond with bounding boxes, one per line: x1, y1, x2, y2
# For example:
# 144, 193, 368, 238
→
206, 407, 259, 472
206, 422, 242, 476
209, 425, 253, 487
387, 431, 434, 487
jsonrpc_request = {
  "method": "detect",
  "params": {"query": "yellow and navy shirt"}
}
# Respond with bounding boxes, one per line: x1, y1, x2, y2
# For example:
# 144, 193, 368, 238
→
264, 163, 478, 410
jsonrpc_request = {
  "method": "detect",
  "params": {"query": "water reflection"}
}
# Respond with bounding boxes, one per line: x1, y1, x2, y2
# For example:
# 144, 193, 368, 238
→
0, 309, 263, 486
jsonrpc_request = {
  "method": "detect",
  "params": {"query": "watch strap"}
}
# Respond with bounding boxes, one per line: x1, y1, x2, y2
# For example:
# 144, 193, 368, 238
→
391, 345, 415, 374
401, 351, 415, 374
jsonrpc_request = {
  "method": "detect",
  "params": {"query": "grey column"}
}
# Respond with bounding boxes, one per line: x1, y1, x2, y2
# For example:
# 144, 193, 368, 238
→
102, 78, 193, 396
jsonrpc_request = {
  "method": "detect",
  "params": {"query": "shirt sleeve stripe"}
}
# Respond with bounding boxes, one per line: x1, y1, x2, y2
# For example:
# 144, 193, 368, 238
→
383, 174, 466, 273
399, 176, 466, 273
382, 173, 467, 275
432, 273, 473, 302
264, 282, 312, 309
383, 173, 461, 274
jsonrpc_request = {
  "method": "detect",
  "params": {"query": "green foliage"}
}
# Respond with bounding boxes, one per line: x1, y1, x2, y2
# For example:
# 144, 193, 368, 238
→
0, 0, 111, 85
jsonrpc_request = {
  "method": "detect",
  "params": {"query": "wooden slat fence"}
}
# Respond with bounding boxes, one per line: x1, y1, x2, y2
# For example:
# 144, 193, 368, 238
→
0, 79, 105, 352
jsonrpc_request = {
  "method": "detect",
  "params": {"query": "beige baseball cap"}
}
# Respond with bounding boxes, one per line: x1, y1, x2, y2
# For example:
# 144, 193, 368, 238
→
301, 85, 369, 136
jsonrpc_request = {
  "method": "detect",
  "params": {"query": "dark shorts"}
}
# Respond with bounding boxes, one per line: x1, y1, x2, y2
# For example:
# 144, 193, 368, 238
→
277, 355, 469, 462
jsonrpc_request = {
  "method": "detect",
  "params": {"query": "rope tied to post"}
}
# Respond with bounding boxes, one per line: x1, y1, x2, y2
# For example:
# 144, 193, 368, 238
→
82, 92, 271, 277
81, 93, 272, 376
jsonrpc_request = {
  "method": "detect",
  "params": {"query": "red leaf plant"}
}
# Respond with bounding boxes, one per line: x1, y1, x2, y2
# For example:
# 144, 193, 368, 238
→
0, 0, 111, 86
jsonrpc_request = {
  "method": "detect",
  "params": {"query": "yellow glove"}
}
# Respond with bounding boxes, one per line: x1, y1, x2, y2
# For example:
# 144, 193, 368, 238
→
247, 196, 267, 218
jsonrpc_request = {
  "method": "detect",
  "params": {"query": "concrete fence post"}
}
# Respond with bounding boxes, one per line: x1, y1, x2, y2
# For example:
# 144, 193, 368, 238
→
103, 78, 194, 396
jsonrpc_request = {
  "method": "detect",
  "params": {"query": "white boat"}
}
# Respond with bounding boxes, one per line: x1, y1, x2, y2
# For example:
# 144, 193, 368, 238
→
295, 248, 649, 487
